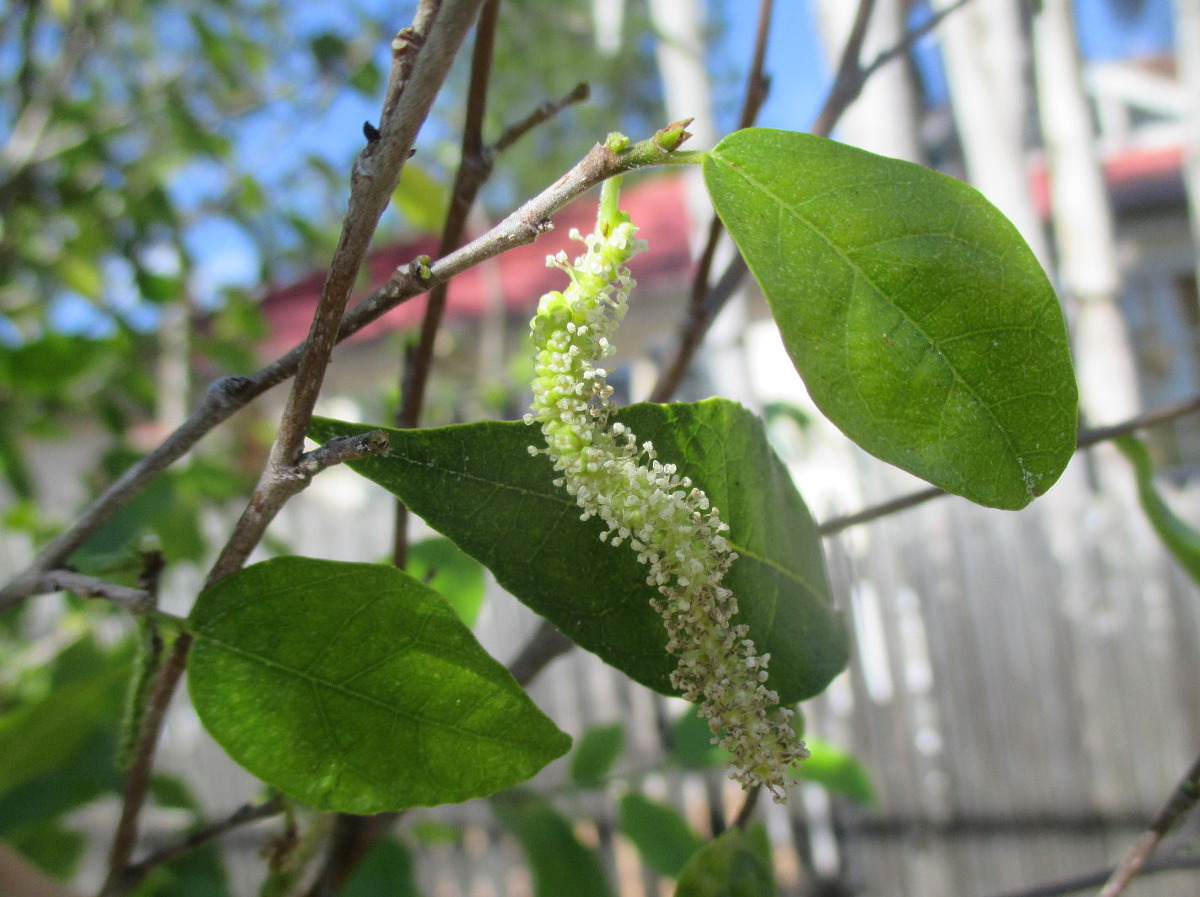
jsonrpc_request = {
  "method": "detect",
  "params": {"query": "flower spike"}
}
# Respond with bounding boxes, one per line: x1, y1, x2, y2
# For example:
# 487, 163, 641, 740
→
525, 177, 807, 799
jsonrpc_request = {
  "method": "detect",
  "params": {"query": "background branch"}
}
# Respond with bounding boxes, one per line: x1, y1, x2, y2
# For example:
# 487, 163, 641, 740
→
819, 394, 1200, 535
1097, 749, 1200, 897
649, 0, 774, 403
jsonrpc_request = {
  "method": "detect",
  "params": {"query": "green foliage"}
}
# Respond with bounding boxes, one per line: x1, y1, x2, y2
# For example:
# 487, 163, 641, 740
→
491, 791, 615, 897
618, 792, 706, 878
342, 838, 422, 897
787, 737, 875, 804
310, 399, 850, 703
1115, 435, 1200, 584
705, 129, 1078, 509
407, 536, 487, 628
186, 557, 571, 813
0, 643, 129, 797
674, 825, 775, 897
570, 723, 626, 787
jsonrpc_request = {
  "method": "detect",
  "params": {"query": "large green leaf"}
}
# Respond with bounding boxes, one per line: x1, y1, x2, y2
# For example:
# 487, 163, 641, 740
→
674, 826, 775, 897
187, 557, 570, 814
704, 128, 1077, 509
310, 400, 848, 703
491, 792, 615, 897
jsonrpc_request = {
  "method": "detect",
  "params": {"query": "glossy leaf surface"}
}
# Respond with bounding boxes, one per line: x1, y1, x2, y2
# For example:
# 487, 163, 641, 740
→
705, 128, 1077, 509
187, 558, 570, 813
311, 400, 848, 703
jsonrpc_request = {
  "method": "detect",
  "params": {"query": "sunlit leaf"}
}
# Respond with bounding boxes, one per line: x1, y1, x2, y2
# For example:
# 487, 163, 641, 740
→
705, 129, 1077, 509
187, 557, 570, 813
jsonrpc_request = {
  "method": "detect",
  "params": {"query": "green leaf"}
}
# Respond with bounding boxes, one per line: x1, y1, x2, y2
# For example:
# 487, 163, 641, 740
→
0, 658, 128, 797
704, 128, 1077, 510
343, 837, 421, 897
1115, 435, 1200, 584
408, 536, 486, 627
392, 163, 450, 234
618, 792, 705, 878
187, 557, 571, 813
669, 707, 729, 770
569, 723, 625, 787
310, 400, 848, 703
674, 826, 775, 897
787, 737, 874, 804
491, 792, 615, 897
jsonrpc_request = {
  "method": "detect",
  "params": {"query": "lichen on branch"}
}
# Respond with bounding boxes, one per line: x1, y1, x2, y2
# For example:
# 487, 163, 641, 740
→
524, 173, 806, 799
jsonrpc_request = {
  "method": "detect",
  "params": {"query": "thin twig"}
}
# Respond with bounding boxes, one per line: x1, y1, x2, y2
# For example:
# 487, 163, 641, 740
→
1098, 749, 1200, 897
818, 394, 1200, 536
810, 0, 879, 139
649, 0, 774, 403
492, 82, 590, 155
394, 0, 503, 570
29, 572, 152, 612
294, 430, 390, 477
981, 854, 1200, 897
732, 785, 762, 829
114, 797, 286, 894
860, 0, 973, 84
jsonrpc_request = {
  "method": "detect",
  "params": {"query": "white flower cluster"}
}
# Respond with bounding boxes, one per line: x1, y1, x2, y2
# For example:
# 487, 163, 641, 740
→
524, 182, 807, 799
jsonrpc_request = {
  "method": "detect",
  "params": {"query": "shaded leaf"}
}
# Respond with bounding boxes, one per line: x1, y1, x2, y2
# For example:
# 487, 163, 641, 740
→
310, 400, 848, 704
787, 737, 874, 804
187, 557, 570, 813
1115, 435, 1200, 584
0, 657, 128, 797
674, 826, 775, 897
491, 792, 614, 897
619, 792, 705, 878
705, 128, 1077, 509
570, 723, 625, 787
343, 837, 422, 897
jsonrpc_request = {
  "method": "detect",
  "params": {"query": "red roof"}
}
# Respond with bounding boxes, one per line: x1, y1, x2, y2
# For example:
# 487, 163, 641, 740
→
261, 175, 694, 354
